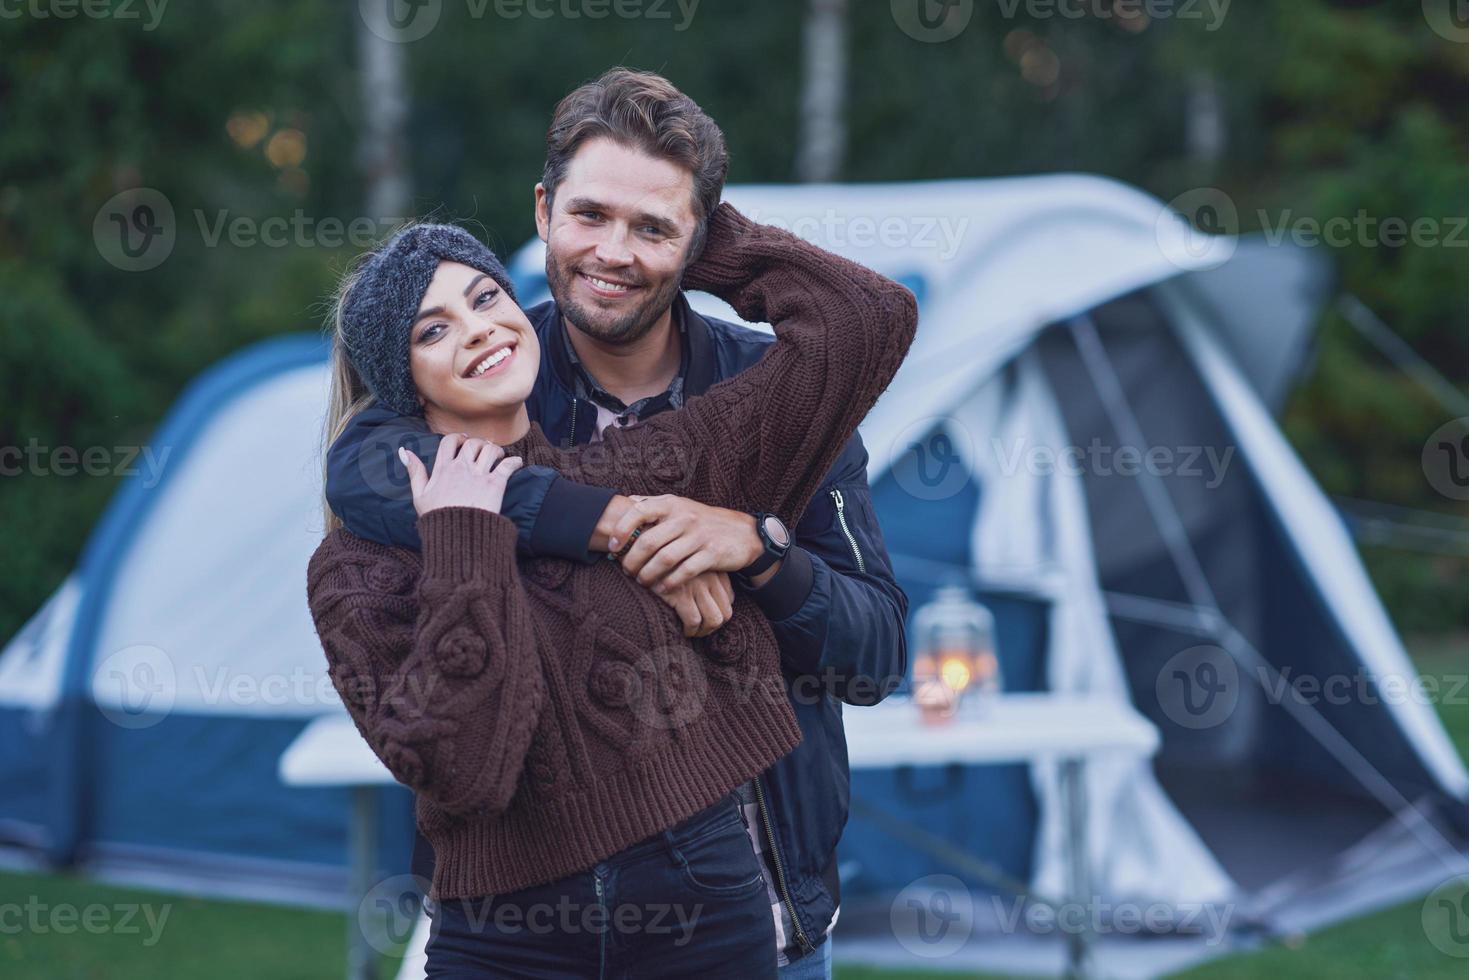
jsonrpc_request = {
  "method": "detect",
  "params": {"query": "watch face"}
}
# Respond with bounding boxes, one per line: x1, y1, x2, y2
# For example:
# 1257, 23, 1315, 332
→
762, 515, 791, 549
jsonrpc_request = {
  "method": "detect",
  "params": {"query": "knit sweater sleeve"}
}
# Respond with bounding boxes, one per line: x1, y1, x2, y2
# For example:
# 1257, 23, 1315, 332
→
305, 507, 545, 817
587, 203, 919, 526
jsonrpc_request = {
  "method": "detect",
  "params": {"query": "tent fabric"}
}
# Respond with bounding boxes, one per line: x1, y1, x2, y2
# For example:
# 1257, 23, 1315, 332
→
1164, 288, 1469, 802
1172, 238, 1333, 413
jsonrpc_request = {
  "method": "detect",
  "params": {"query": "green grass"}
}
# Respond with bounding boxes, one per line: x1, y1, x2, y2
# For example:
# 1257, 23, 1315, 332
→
0, 868, 404, 980
1170, 878, 1469, 980
5, 637, 1468, 979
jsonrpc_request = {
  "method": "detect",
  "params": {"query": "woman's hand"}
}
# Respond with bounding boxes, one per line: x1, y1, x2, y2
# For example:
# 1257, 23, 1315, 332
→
399, 433, 523, 516
657, 570, 735, 638
608, 494, 765, 591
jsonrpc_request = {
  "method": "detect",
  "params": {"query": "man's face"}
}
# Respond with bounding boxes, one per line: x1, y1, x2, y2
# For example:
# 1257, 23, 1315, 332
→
535, 138, 699, 346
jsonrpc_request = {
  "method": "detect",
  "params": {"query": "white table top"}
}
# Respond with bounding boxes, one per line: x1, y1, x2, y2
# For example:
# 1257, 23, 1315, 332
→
842, 692, 1159, 769
279, 692, 1159, 788
279, 715, 392, 787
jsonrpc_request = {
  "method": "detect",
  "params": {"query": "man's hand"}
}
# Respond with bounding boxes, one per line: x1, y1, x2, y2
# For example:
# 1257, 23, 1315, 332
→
608, 494, 765, 591
656, 570, 735, 638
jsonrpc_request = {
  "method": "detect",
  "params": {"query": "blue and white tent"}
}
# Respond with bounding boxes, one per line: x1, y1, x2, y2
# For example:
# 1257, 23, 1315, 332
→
2, 178, 1464, 946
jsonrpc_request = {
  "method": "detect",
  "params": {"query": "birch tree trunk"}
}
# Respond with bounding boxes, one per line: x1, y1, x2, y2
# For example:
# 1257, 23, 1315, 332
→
356, 20, 411, 221
796, 0, 848, 183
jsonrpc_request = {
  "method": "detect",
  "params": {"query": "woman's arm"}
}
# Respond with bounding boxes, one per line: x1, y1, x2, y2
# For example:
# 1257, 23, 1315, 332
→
584, 204, 919, 527
306, 442, 545, 817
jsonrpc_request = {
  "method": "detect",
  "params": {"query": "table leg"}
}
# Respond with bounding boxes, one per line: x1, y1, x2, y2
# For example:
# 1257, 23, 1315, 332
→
348, 785, 379, 980
1059, 758, 1095, 980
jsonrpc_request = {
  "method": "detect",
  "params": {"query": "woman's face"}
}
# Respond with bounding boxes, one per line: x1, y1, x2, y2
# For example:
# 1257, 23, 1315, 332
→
408, 260, 540, 428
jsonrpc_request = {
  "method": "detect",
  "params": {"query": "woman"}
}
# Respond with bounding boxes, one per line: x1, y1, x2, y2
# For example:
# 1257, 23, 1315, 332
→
307, 203, 917, 977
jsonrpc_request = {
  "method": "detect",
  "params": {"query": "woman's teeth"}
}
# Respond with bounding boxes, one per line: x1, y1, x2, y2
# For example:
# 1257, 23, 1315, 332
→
470, 347, 511, 377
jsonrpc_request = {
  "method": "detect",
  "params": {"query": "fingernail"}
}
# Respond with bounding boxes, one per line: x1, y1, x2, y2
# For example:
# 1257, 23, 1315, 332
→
397, 448, 407, 463
607, 538, 618, 551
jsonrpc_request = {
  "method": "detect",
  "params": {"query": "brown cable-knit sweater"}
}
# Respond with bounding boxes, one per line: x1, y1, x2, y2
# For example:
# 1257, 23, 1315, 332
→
306, 204, 918, 900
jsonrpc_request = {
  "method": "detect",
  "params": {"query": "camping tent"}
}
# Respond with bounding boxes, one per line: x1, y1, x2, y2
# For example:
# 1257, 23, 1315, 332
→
2, 177, 1464, 944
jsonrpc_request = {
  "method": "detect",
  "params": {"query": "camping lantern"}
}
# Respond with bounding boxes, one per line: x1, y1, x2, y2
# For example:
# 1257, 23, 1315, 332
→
910, 583, 999, 724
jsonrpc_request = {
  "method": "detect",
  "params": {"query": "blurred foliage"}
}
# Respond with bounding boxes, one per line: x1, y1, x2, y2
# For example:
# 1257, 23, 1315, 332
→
1, 0, 1466, 638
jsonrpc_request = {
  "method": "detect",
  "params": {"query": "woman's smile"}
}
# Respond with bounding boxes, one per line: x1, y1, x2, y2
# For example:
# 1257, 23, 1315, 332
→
463, 341, 517, 380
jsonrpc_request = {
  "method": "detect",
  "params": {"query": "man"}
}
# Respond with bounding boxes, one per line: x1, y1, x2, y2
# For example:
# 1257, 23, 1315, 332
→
326, 67, 907, 977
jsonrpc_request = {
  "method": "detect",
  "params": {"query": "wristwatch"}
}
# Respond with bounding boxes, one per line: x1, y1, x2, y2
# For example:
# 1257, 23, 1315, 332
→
737, 513, 791, 584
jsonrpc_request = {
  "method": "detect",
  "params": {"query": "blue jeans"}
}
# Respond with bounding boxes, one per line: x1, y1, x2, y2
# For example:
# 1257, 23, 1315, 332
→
424, 792, 777, 979
779, 936, 832, 980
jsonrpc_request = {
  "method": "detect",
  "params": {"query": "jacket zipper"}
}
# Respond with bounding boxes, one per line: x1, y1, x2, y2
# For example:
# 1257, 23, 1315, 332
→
752, 776, 814, 954
567, 398, 580, 448
831, 488, 866, 574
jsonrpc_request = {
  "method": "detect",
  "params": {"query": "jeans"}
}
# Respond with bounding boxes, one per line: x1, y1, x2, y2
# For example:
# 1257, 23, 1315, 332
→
424, 792, 777, 979
778, 937, 832, 980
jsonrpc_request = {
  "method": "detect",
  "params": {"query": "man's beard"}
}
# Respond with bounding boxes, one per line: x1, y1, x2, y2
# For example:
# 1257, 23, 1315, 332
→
546, 248, 684, 346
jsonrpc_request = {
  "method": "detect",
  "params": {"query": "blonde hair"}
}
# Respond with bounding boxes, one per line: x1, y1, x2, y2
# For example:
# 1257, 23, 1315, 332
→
321, 260, 379, 536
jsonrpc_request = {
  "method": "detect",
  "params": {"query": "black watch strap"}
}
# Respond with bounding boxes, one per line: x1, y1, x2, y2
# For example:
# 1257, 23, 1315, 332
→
737, 513, 791, 584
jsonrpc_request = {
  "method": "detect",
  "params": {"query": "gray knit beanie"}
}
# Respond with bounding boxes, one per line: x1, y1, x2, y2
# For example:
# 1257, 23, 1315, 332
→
340, 223, 518, 416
